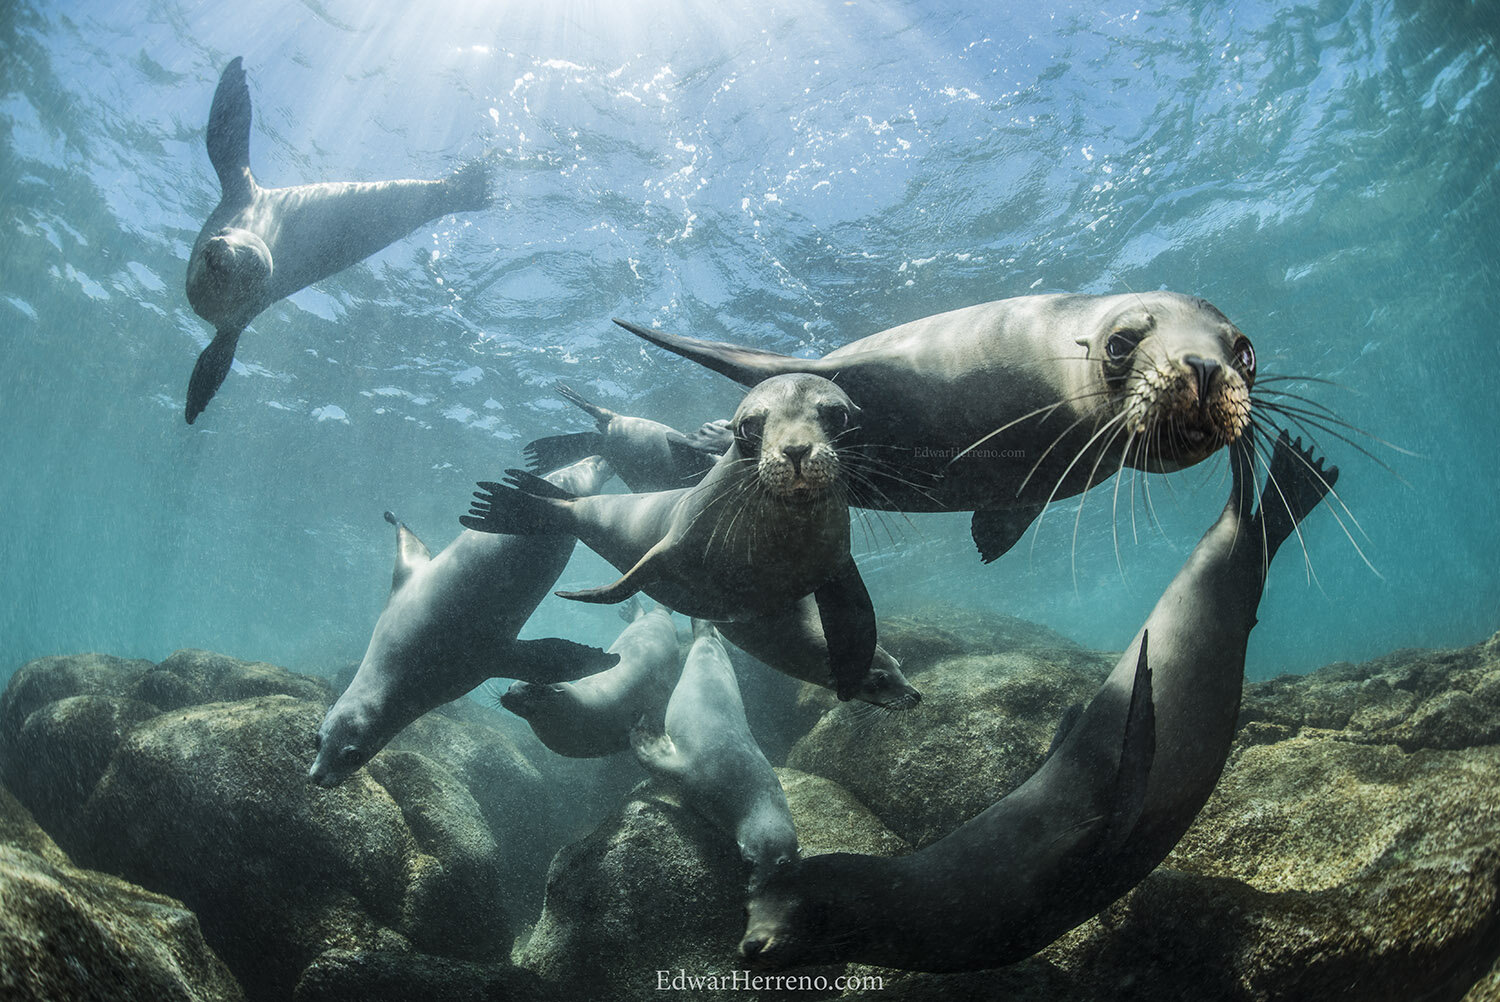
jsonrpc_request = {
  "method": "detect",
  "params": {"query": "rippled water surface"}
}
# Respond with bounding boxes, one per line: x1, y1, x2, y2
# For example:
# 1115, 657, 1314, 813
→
1, 0, 1496, 683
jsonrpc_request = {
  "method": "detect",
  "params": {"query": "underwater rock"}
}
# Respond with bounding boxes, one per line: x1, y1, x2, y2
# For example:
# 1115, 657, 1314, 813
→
522, 773, 905, 1000
292, 948, 548, 1002
876, 607, 1083, 676
1, 784, 245, 1002
786, 649, 1113, 848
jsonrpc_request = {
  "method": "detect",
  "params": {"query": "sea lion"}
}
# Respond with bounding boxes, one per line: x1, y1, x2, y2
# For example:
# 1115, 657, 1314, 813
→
309, 455, 617, 788
633, 619, 799, 890
615, 292, 1258, 560
461, 373, 878, 700
499, 597, 682, 758
184, 57, 493, 423
737, 431, 1337, 972
523, 384, 729, 492
716, 603, 919, 710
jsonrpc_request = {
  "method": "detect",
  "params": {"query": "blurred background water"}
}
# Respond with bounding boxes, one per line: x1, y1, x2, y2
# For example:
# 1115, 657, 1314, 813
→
1, 0, 1495, 688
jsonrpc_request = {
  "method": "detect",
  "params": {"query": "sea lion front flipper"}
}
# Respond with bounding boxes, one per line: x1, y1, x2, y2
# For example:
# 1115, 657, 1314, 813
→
814, 561, 878, 702
206, 57, 252, 205
383, 511, 431, 594
1102, 632, 1156, 851
504, 638, 620, 684
630, 722, 689, 780
613, 318, 833, 387
1045, 702, 1085, 760
555, 540, 667, 605
970, 504, 1045, 563
184, 327, 243, 424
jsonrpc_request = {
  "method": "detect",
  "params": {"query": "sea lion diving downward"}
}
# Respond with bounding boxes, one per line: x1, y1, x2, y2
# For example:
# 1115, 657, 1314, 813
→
522, 385, 918, 710
615, 292, 1259, 561
499, 596, 683, 759
737, 430, 1338, 972
184, 56, 493, 423
461, 373, 878, 701
633, 619, 799, 891
309, 455, 618, 788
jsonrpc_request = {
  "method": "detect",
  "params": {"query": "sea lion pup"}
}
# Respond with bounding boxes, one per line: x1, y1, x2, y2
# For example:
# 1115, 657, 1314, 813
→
523, 384, 730, 492
309, 456, 617, 788
716, 604, 919, 710
184, 57, 493, 423
499, 597, 682, 758
633, 619, 799, 890
615, 292, 1258, 560
738, 431, 1338, 972
461, 373, 878, 701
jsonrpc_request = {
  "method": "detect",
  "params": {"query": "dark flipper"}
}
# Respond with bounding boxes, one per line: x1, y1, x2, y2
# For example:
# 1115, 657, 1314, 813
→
684, 418, 734, 453
814, 561, 878, 702
184, 327, 242, 424
612, 318, 831, 388
555, 541, 665, 605
1257, 430, 1339, 564
556, 383, 614, 428
1102, 632, 1156, 851
1045, 702, 1085, 760
383, 511, 431, 593
503, 468, 580, 501
504, 638, 619, 683
461, 481, 572, 535
971, 503, 1045, 563
524, 432, 606, 475
206, 57, 252, 205
447, 158, 494, 213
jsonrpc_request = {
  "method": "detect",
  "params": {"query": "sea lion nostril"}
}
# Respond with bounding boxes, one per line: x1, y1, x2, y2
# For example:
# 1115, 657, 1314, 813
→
782, 443, 811, 473
740, 936, 767, 958
1184, 355, 1221, 405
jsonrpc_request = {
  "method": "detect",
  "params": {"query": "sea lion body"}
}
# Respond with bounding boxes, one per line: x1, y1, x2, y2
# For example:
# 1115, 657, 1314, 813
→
501, 598, 682, 758
617, 292, 1258, 560
716, 602, 919, 710
634, 620, 798, 889
464, 374, 879, 699
184, 57, 492, 423
309, 456, 617, 788
739, 432, 1337, 971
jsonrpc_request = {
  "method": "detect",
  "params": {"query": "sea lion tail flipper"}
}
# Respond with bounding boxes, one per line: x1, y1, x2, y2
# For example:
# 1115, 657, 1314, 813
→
1102, 632, 1156, 851
206, 57, 253, 204
384, 511, 431, 593
447, 157, 495, 213
814, 561, 878, 702
971, 503, 1046, 563
184, 327, 243, 424
505, 638, 619, 683
556, 541, 666, 605
1256, 430, 1340, 562
556, 383, 614, 427
612, 318, 830, 387
524, 432, 607, 475
460, 481, 572, 535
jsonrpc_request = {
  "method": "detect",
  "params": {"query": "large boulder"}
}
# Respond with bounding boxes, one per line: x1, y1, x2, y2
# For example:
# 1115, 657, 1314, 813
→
787, 649, 1113, 848
292, 948, 549, 1002
877, 606, 1083, 676
1, 784, 245, 1002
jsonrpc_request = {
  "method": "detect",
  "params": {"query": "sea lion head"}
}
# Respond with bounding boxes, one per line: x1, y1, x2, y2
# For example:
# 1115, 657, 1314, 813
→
496, 679, 565, 720
1083, 293, 1256, 471
740, 854, 862, 969
851, 652, 921, 710
733, 374, 857, 504
186, 226, 272, 324
308, 699, 378, 788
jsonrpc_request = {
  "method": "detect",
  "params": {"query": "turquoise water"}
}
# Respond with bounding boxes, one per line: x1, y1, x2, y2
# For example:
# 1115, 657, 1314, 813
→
1, 0, 1495, 686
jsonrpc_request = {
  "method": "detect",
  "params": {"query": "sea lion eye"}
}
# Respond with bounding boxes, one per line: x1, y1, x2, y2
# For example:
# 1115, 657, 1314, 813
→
337, 745, 361, 766
738, 416, 765, 442
1234, 337, 1256, 375
1105, 332, 1138, 361
819, 404, 849, 430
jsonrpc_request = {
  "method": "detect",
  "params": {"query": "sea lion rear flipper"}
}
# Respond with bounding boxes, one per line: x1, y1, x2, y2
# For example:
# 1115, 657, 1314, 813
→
630, 721, 688, 780
504, 638, 620, 684
814, 561, 878, 702
184, 327, 243, 424
556, 541, 666, 605
383, 511, 431, 593
524, 432, 606, 475
556, 383, 614, 428
1102, 632, 1156, 851
1256, 431, 1339, 563
206, 57, 252, 205
613, 318, 832, 387
971, 504, 1045, 563
618, 595, 646, 623
461, 481, 572, 535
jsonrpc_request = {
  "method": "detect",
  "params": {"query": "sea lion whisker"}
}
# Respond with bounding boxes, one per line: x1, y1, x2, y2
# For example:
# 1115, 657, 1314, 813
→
1109, 429, 1139, 580
1250, 424, 1380, 575
1015, 409, 1110, 500
1250, 416, 1395, 525
1028, 411, 1129, 560
1245, 427, 1317, 586
1253, 402, 1416, 479
1252, 394, 1415, 456
1071, 418, 1132, 590
945, 389, 1115, 469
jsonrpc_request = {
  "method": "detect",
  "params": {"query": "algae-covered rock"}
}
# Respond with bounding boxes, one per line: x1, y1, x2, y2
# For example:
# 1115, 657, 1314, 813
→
778, 767, 908, 858
877, 607, 1082, 676
1, 785, 245, 1002
787, 649, 1112, 848
292, 948, 548, 1002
